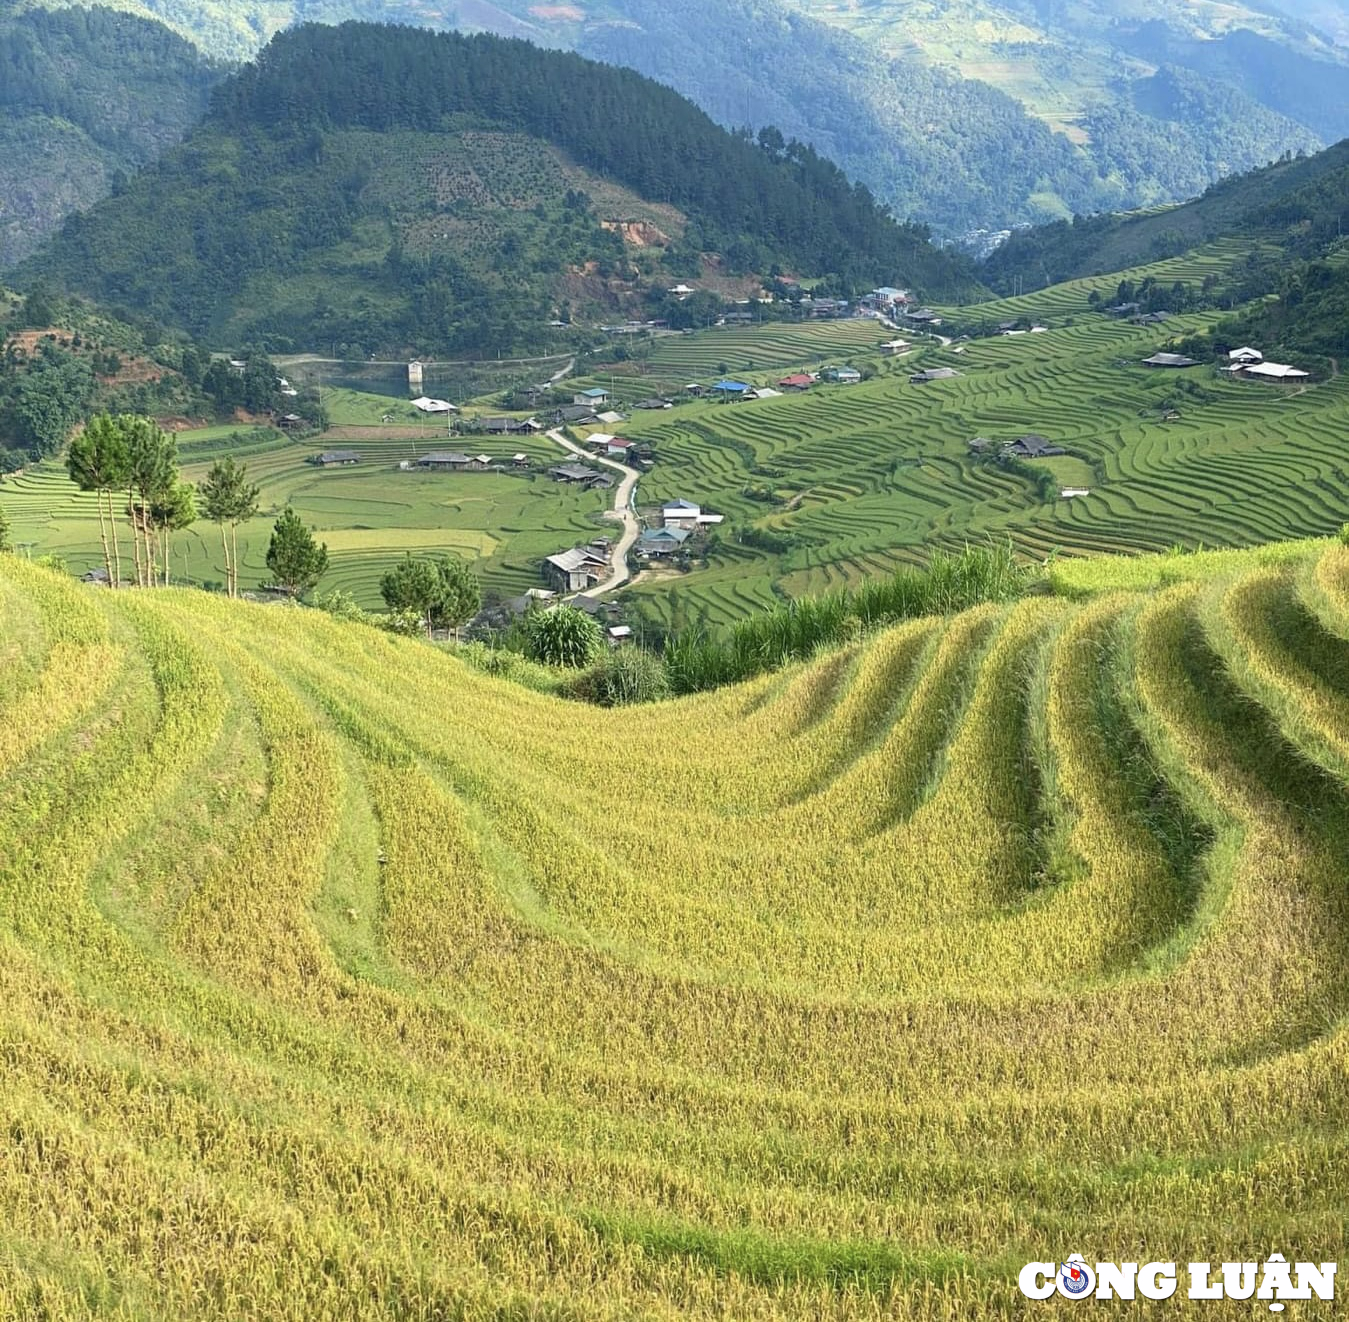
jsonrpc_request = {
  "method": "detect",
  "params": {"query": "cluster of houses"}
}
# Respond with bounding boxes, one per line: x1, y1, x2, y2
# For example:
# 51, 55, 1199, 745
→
549, 461, 613, 490
1219, 346, 1310, 382
1106, 304, 1173, 327
638, 498, 723, 559
1141, 345, 1311, 381
968, 434, 1067, 461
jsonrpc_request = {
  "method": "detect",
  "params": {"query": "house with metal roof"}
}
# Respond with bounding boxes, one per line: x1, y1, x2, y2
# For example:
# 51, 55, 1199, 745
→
313, 450, 361, 466
1003, 434, 1066, 460
543, 546, 608, 592
417, 451, 472, 469
1142, 353, 1197, 369
550, 463, 600, 484
639, 526, 692, 557
712, 380, 750, 398
909, 367, 962, 383
574, 387, 610, 405
778, 373, 815, 389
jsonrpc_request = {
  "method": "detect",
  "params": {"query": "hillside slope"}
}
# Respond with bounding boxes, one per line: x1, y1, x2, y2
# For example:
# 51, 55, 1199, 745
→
1, 541, 1349, 1314
18, 22, 973, 354
0, 4, 222, 264
983, 138, 1349, 291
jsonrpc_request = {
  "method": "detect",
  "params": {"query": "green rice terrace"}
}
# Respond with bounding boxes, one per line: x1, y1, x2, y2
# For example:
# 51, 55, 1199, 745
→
3, 242, 1346, 630
1, 533, 1348, 1316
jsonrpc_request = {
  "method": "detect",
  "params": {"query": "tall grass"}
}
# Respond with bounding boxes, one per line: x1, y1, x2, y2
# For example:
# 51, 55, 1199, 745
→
666, 541, 1032, 694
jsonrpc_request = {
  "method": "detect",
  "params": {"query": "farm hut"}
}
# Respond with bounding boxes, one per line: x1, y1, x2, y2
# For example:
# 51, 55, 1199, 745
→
411, 396, 457, 413
1106, 302, 1140, 317
513, 453, 531, 467
313, 450, 361, 467
779, 373, 815, 390
1060, 487, 1091, 498
605, 438, 635, 458
550, 463, 599, 484
823, 366, 861, 384
504, 588, 556, 615
966, 437, 995, 454
573, 387, 610, 406
748, 387, 783, 399
1004, 434, 1066, 459
880, 340, 910, 356
1142, 353, 1197, 369
607, 625, 633, 645
555, 405, 596, 424
418, 451, 472, 470
278, 413, 304, 429
713, 380, 751, 399
573, 593, 614, 618
544, 547, 607, 592
1241, 361, 1310, 381
684, 383, 705, 396
634, 398, 672, 409
472, 454, 493, 468
1228, 346, 1264, 364
909, 368, 961, 383
638, 526, 691, 557
900, 308, 942, 326
596, 411, 625, 425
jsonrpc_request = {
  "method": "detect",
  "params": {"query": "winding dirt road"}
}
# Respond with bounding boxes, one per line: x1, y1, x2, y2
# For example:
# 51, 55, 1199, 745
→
546, 428, 641, 597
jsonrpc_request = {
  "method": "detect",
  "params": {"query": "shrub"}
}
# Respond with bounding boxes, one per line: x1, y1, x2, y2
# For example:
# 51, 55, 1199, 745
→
578, 647, 670, 706
525, 605, 603, 667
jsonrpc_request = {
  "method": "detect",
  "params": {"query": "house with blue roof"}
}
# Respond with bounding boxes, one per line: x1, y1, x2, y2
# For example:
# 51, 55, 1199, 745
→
638, 526, 692, 557
713, 380, 750, 398
573, 387, 611, 405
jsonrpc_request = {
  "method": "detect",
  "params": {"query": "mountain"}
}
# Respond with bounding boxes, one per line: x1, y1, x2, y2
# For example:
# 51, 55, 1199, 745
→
983, 137, 1349, 291
17, 22, 975, 355
9, 0, 1338, 242
0, 4, 223, 264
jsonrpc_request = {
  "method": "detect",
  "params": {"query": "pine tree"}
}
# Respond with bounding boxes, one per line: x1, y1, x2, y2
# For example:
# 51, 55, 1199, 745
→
266, 506, 328, 598
199, 457, 259, 597
66, 413, 132, 587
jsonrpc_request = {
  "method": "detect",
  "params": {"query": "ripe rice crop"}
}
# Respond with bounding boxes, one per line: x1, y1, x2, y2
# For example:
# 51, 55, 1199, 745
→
1, 543, 1348, 1319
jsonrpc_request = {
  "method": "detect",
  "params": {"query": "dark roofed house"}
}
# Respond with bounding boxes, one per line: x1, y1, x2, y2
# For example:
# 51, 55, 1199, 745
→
1004, 434, 1066, 459
1142, 353, 1197, 369
634, 397, 673, 410
966, 437, 995, 454
418, 451, 472, 469
550, 462, 600, 484
313, 450, 361, 466
480, 417, 517, 434
555, 405, 597, 425
1106, 302, 1140, 316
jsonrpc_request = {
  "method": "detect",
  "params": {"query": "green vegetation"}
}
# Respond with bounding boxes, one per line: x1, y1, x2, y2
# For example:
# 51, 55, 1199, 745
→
20, 21, 972, 356
265, 505, 328, 597
3, 536, 1349, 1315
525, 602, 604, 667
0, 4, 223, 264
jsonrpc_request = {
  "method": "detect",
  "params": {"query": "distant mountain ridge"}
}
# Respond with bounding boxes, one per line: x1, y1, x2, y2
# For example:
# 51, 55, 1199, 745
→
6, 0, 1342, 243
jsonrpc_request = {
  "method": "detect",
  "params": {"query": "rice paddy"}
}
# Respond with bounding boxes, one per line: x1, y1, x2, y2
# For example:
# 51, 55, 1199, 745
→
2, 533, 1348, 1317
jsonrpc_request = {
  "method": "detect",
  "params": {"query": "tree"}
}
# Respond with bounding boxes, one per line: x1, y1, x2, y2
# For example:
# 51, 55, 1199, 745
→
380, 553, 440, 637
380, 553, 482, 639
266, 506, 328, 598
149, 481, 196, 586
199, 456, 259, 597
525, 605, 602, 667
124, 417, 178, 587
66, 413, 131, 587
431, 555, 481, 640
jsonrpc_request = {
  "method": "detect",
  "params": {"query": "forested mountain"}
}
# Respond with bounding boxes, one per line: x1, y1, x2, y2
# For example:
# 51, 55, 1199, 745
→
10, 0, 1340, 240
17, 23, 975, 356
984, 139, 1349, 292
0, 4, 223, 264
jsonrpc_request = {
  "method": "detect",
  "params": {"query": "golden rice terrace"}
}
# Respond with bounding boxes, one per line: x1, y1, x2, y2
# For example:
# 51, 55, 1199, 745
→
2, 543, 1349, 1318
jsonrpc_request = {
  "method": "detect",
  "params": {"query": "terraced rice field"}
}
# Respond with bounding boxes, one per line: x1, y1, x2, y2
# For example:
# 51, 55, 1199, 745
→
619, 303, 1349, 631
641, 320, 891, 380
2, 541, 1348, 1317
1, 426, 607, 605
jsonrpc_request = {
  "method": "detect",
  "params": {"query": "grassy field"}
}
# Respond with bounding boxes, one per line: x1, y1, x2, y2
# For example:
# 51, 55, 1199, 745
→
2, 539, 1348, 1316
2, 419, 610, 606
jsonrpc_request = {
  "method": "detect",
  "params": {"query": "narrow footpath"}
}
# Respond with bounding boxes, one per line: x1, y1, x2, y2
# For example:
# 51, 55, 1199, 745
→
546, 428, 641, 597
